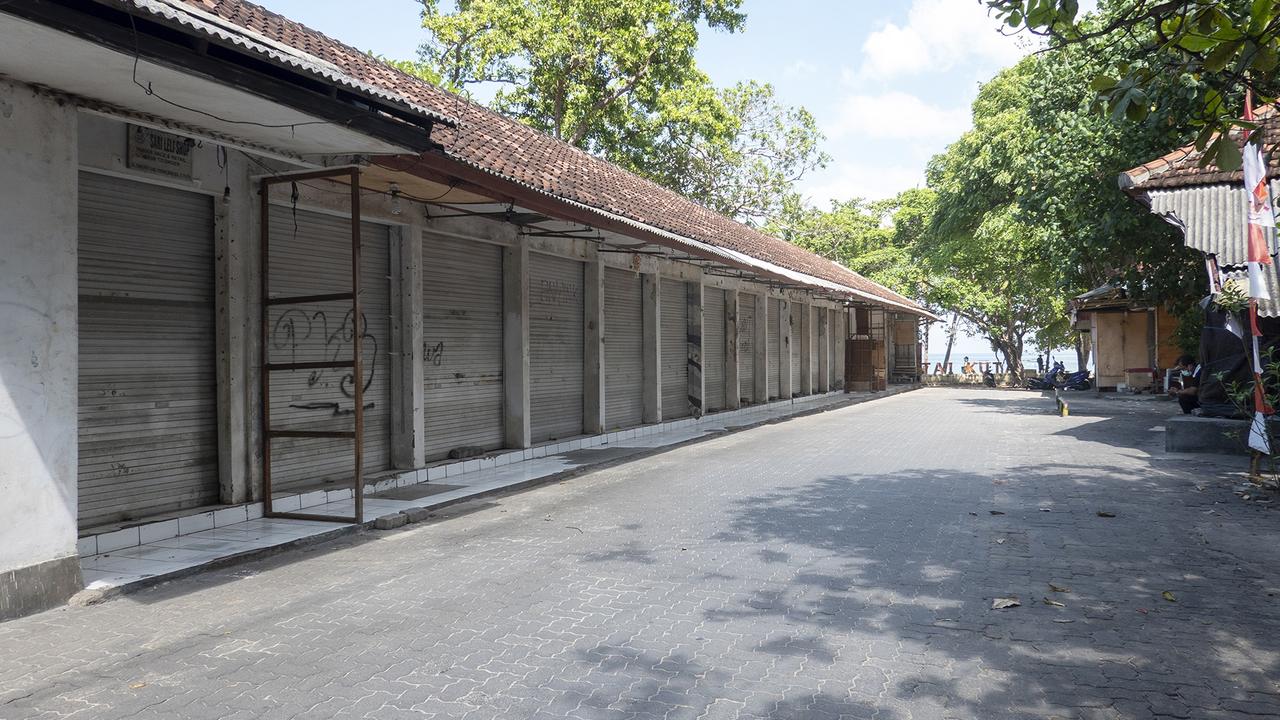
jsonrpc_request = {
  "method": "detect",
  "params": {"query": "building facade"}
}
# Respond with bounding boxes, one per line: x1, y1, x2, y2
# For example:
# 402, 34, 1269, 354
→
0, 0, 935, 620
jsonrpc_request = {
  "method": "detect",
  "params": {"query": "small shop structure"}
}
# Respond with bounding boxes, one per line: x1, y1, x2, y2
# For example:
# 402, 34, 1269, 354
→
1070, 284, 1182, 392
0, 0, 936, 620
1120, 109, 1280, 399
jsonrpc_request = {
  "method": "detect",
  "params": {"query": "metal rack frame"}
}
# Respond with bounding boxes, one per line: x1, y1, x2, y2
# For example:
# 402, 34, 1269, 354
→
259, 167, 364, 524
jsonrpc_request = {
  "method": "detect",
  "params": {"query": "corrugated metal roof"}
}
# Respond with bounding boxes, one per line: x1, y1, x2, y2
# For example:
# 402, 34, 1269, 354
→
120, 0, 457, 127
1147, 182, 1279, 265
1219, 266, 1280, 317
101, 0, 935, 316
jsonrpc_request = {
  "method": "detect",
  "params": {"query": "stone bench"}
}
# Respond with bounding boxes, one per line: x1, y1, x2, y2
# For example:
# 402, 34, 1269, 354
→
1165, 415, 1252, 455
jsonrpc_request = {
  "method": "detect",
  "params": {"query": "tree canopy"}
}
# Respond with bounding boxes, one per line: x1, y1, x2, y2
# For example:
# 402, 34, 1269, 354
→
399, 0, 825, 224
924, 60, 1073, 376
988, 0, 1280, 169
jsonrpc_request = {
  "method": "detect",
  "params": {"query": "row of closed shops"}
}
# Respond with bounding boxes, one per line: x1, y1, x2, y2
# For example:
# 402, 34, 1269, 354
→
74, 168, 861, 529
0, 4, 936, 620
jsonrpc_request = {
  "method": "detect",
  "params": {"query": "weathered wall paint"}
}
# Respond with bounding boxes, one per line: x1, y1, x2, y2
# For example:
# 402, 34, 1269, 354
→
0, 81, 81, 585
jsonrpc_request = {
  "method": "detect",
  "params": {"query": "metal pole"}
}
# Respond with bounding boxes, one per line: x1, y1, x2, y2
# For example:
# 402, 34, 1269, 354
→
259, 182, 274, 514
350, 168, 364, 525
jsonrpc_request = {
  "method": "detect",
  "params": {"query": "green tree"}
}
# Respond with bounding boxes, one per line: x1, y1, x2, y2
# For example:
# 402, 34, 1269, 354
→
1015, 9, 1207, 305
644, 81, 829, 225
401, 1, 826, 224
924, 207, 1071, 380
414, 0, 741, 162
925, 60, 1072, 380
765, 188, 934, 300
988, 0, 1280, 169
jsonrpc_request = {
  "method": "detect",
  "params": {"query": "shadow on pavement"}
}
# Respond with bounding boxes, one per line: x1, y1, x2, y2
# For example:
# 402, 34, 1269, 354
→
708, 464, 1280, 718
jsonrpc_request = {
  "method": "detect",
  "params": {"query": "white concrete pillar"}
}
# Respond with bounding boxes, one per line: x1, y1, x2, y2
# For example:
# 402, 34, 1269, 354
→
687, 283, 704, 417
817, 306, 831, 392
503, 239, 531, 448
725, 289, 741, 410
799, 303, 813, 396
215, 149, 255, 504
642, 272, 662, 423
779, 298, 793, 400
753, 293, 769, 403
390, 224, 424, 468
584, 253, 605, 434
0, 80, 82, 619
242, 164, 265, 503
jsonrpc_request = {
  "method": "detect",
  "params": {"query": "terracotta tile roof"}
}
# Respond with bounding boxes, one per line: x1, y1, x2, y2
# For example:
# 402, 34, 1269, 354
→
1122, 106, 1280, 191
168, 0, 928, 314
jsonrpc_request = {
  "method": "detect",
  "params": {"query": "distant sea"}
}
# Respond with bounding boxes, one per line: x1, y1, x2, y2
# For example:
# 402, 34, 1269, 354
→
925, 352, 1079, 373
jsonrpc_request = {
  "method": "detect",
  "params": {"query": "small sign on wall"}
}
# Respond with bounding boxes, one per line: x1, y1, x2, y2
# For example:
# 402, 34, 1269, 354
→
127, 125, 195, 180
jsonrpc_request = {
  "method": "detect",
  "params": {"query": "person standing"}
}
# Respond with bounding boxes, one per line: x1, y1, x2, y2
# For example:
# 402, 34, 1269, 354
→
1036, 354, 1045, 376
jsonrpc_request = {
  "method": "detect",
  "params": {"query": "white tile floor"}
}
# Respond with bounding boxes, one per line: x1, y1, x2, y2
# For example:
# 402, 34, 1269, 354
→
79, 390, 898, 593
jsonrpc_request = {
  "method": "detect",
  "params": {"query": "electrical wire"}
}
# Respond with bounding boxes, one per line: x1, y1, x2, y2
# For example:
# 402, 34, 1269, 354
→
127, 12, 352, 133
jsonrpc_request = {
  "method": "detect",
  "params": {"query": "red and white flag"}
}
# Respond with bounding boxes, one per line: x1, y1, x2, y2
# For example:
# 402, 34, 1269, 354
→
1242, 99, 1274, 454
1243, 127, 1274, 299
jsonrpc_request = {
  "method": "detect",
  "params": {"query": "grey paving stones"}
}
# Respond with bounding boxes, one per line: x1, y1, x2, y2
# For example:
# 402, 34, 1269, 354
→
1, 388, 1279, 719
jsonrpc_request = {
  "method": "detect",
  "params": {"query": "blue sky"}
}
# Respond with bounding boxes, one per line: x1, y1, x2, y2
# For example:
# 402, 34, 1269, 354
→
256, 0, 1065, 359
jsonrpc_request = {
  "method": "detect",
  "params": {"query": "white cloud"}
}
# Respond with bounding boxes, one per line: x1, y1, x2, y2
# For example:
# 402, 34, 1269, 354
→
858, 0, 1030, 82
783, 60, 818, 78
801, 162, 926, 204
824, 91, 970, 143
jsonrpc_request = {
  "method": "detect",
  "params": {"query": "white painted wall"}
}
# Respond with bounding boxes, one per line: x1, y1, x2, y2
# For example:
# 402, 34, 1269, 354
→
0, 81, 79, 575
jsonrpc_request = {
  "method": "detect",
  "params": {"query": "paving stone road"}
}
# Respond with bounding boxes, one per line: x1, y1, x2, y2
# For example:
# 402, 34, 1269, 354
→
3, 387, 1280, 720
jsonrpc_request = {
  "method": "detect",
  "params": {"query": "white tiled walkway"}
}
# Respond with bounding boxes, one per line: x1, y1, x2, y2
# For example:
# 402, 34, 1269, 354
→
78, 389, 912, 594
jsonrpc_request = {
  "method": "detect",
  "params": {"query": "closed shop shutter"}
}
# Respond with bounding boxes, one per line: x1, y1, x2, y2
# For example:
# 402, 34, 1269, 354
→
604, 267, 644, 429
530, 253, 585, 442
703, 287, 726, 412
661, 278, 690, 420
78, 171, 218, 527
422, 234, 504, 460
738, 295, 756, 404
767, 298, 781, 400
791, 302, 803, 395
266, 206, 392, 492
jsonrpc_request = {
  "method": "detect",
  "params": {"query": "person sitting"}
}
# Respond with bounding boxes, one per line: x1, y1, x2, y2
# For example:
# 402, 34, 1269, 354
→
1169, 354, 1201, 414
962, 356, 975, 376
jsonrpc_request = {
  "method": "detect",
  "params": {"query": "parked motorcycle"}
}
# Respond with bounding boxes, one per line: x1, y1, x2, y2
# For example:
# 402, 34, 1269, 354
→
982, 367, 997, 387
1060, 369, 1092, 391
1024, 361, 1066, 390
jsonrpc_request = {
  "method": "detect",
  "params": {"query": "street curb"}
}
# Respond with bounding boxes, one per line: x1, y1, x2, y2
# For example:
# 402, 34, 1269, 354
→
73, 385, 922, 603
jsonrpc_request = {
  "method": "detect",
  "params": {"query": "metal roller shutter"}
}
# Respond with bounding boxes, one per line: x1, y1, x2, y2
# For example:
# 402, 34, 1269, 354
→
604, 268, 644, 430
422, 234, 504, 459
790, 302, 803, 396
78, 172, 218, 527
703, 288, 726, 412
530, 253, 585, 442
738, 295, 756, 404
660, 278, 690, 420
767, 298, 781, 400
266, 206, 392, 492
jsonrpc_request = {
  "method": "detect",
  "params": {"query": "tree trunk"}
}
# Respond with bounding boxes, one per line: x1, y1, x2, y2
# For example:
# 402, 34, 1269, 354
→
990, 335, 1024, 386
921, 319, 930, 376
941, 312, 959, 373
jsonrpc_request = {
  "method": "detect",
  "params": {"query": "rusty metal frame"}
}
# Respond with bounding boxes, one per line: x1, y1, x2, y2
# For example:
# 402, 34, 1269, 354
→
259, 167, 364, 525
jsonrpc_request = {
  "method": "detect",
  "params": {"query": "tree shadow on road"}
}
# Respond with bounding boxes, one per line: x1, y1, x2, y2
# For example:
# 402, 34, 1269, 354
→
709, 467, 1280, 718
